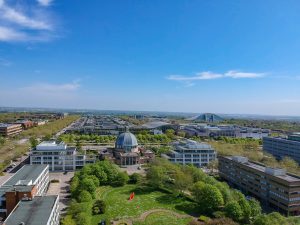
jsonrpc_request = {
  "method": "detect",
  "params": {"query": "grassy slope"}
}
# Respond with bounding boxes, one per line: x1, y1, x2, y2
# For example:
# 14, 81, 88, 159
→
91, 185, 195, 225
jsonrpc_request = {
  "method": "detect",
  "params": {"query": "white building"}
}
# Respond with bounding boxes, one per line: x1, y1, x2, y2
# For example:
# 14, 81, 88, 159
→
30, 141, 96, 171
162, 139, 217, 167
3, 195, 60, 225
0, 165, 49, 216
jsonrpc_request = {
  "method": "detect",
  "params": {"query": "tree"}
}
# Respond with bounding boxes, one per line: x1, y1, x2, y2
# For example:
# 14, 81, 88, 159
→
146, 165, 167, 189
92, 165, 108, 183
61, 215, 76, 225
79, 177, 97, 194
238, 198, 251, 223
192, 182, 224, 213
70, 175, 79, 196
224, 201, 243, 222
248, 198, 262, 220
280, 157, 299, 171
173, 170, 193, 193
76, 212, 91, 225
77, 190, 93, 203
29, 137, 39, 148
165, 129, 175, 139
129, 173, 143, 184
92, 200, 106, 215
253, 212, 289, 225
112, 172, 129, 187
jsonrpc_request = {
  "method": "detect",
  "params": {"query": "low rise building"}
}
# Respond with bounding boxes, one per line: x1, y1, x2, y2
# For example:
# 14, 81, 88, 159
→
100, 130, 155, 166
263, 133, 300, 164
30, 141, 97, 171
219, 156, 300, 216
14, 120, 34, 130
162, 139, 217, 167
0, 165, 49, 216
0, 123, 23, 137
3, 195, 59, 225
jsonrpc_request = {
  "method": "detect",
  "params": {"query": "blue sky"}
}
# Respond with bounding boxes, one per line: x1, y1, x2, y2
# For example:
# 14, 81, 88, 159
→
0, 0, 300, 115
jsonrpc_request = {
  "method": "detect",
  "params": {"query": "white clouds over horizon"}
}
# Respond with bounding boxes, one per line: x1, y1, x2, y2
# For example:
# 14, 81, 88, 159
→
0, 0, 57, 42
167, 70, 266, 86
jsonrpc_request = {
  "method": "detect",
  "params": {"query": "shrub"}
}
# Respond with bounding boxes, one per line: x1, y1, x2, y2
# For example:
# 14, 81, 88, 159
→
129, 173, 142, 184
92, 200, 106, 215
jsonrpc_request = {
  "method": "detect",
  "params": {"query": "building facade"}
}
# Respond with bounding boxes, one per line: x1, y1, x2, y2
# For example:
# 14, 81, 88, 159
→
3, 195, 59, 225
162, 139, 217, 167
219, 156, 300, 216
0, 124, 23, 137
30, 141, 97, 171
0, 165, 49, 216
263, 134, 300, 164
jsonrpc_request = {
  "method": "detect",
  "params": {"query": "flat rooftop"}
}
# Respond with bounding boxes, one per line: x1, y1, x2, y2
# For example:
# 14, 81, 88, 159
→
4, 195, 58, 225
2, 165, 48, 186
224, 156, 300, 183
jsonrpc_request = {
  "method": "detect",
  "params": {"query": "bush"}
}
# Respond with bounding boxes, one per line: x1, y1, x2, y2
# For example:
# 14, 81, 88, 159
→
92, 200, 106, 215
112, 172, 129, 187
224, 201, 243, 222
129, 173, 142, 184
199, 215, 210, 222
212, 211, 225, 218
77, 190, 93, 203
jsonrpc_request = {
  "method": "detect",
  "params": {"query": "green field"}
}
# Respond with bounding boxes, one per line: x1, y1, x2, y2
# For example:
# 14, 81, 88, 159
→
91, 185, 196, 225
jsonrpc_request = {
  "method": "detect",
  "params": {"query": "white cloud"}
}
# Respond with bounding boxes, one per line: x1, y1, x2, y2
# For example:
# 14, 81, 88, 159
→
0, 26, 27, 41
167, 70, 266, 86
37, 0, 53, 7
225, 70, 265, 79
21, 81, 80, 93
0, 0, 57, 42
168, 71, 223, 81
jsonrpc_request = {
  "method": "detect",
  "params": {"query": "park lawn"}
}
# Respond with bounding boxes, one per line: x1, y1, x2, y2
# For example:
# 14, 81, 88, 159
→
133, 212, 192, 225
91, 184, 197, 225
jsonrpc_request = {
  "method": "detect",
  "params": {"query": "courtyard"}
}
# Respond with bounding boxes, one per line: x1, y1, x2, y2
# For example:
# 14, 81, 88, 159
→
91, 184, 197, 225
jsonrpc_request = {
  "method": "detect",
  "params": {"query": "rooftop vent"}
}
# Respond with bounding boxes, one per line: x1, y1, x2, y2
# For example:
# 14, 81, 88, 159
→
265, 167, 286, 176
232, 156, 248, 163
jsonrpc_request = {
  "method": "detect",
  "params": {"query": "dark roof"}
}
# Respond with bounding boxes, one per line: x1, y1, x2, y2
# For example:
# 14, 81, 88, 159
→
3, 165, 48, 186
4, 195, 58, 225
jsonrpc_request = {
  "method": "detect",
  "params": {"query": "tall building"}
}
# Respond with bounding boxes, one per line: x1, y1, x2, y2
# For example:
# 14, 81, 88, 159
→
3, 195, 59, 225
0, 124, 23, 137
30, 141, 97, 171
219, 156, 300, 216
162, 139, 217, 167
0, 165, 49, 216
263, 133, 300, 164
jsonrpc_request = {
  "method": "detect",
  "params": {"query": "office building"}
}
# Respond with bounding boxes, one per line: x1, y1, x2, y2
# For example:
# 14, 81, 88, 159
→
263, 133, 300, 163
0, 124, 23, 137
219, 156, 300, 216
30, 141, 97, 171
0, 165, 49, 216
3, 195, 59, 225
162, 139, 217, 167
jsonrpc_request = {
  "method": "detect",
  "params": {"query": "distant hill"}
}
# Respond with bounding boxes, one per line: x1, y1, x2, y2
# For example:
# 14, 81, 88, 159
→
188, 113, 224, 123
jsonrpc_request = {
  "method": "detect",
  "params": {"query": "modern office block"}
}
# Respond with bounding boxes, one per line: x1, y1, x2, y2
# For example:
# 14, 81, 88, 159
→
162, 139, 217, 167
30, 141, 96, 171
219, 156, 300, 216
263, 133, 300, 163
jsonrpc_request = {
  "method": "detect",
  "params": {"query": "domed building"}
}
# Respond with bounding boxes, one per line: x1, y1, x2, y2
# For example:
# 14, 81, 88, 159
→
112, 129, 155, 166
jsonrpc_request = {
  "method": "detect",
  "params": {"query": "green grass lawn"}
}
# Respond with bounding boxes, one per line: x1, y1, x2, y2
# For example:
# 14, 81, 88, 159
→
133, 212, 192, 225
91, 184, 197, 225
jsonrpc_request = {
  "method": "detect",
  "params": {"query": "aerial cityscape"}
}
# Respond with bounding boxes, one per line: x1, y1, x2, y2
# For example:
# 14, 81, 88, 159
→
1, 1, 300, 225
